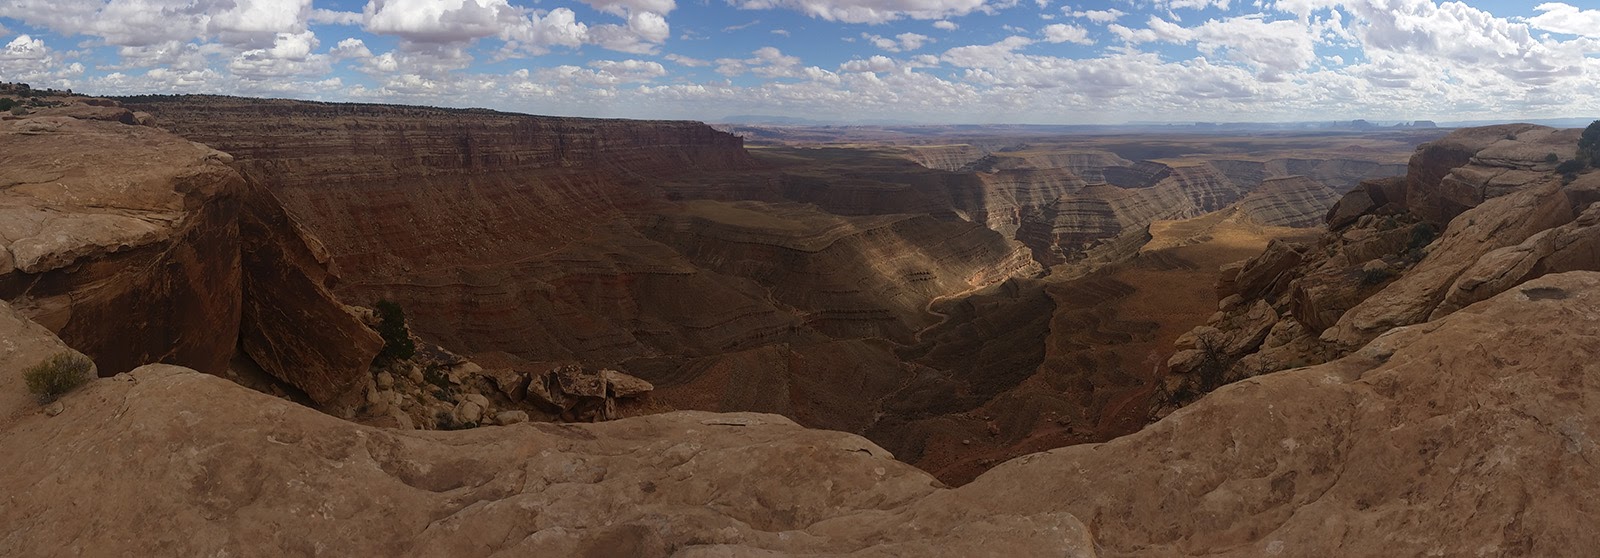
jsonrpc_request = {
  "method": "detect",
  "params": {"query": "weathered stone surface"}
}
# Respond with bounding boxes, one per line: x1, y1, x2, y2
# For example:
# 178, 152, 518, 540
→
0, 114, 243, 377
237, 172, 383, 405
5, 272, 1599, 556
1, 100, 382, 406
960, 271, 1600, 557
1228, 239, 1304, 300
0, 300, 93, 421
1322, 179, 1577, 350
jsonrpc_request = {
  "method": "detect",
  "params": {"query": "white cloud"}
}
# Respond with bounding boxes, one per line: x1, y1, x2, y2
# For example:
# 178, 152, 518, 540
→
863, 31, 934, 52
840, 54, 897, 73
1, 34, 47, 60
330, 38, 374, 59
310, 9, 364, 25
1524, 3, 1600, 38
363, 0, 504, 42
731, 0, 989, 24
665, 53, 709, 66
1041, 23, 1092, 45
581, 0, 676, 17
1066, 8, 1124, 22
714, 46, 803, 77
933, 20, 958, 30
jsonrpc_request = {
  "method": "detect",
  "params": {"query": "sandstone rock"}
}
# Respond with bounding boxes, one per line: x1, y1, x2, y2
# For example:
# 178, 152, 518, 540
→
1231, 239, 1304, 301
1323, 179, 1577, 350
0, 300, 90, 421
375, 372, 394, 390
495, 410, 529, 425
41, 401, 63, 417
237, 178, 383, 405
1, 115, 243, 377
604, 369, 654, 398
5, 273, 1599, 556
452, 400, 484, 426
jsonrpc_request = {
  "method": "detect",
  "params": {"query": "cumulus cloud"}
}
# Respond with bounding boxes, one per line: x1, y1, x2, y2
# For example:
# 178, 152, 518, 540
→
1066, 8, 1124, 22
0, 0, 310, 47
864, 32, 933, 52
1040, 23, 1092, 44
665, 53, 709, 66
330, 38, 373, 59
1, 34, 47, 60
363, 0, 503, 43
715, 46, 802, 77
310, 9, 364, 25
933, 20, 958, 30
1524, 3, 1600, 38
731, 0, 989, 24
840, 54, 897, 73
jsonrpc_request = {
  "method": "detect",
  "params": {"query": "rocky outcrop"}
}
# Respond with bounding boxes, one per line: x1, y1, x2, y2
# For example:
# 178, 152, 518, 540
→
5, 271, 1598, 556
1158, 125, 1600, 412
0, 101, 380, 405
0, 300, 92, 421
238, 182, 384, 404
0, 115, 244, 377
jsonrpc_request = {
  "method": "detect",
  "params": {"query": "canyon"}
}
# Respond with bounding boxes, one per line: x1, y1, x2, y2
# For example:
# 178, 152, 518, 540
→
4, 90, 1598, 556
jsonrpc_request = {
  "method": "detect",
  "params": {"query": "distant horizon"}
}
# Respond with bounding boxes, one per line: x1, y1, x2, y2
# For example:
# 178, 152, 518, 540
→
3, 0, 1598, 124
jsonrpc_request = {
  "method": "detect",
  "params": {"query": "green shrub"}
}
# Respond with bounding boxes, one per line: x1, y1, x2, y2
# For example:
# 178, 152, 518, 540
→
0, 98, 15, 111
1580, 121, 1600, 166
1408, 223, 1438, 252
374, 300, 416, 364
1546, 153, 1561, 163
1361, 267, 1396, 286
1557, 159, 1585, 175
24, 352, 93, 403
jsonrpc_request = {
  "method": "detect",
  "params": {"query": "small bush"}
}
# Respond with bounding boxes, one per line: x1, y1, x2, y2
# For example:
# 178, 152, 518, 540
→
1580, 121, 1600, 166
1408, 223, 1438, 253
1557, 159, 1584, 175
374, 299, 416, 365
24, 352, 93, 403
0, 98, 15, 111
1546, 153, 1561, 163
1361, 267, 1396, 286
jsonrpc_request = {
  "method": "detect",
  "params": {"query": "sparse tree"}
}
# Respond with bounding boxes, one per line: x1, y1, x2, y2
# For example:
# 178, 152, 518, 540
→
1579, 120, 1600, 167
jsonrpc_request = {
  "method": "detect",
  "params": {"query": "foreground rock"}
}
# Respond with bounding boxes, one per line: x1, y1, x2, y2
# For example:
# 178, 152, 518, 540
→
5, 272, 1599, 556
1158, 125, 1600, 410
0, 103, 380, 404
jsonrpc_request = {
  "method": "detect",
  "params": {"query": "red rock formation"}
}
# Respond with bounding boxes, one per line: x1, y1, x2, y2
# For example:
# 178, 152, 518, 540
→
0, 116, 244, 377
1, 103, 380, 405
5, 270, 1599, 556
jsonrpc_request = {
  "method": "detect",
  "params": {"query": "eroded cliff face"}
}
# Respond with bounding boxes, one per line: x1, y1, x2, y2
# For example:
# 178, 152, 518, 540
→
0, 104, 380, 405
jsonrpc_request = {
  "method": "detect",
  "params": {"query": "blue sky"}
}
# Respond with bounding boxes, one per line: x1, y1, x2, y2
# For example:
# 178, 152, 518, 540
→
1, 0, 1598, 123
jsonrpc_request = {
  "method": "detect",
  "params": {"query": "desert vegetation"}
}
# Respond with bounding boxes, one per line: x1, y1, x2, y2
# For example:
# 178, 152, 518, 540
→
23, 352, 93, 403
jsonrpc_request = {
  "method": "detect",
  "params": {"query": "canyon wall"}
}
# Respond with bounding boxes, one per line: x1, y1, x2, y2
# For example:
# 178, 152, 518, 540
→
127, 97, 1035, 387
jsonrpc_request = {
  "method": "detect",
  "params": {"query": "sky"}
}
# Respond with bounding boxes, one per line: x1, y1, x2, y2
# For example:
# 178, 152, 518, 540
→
0, 0, 1598, 124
